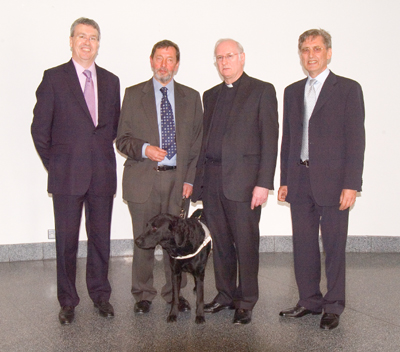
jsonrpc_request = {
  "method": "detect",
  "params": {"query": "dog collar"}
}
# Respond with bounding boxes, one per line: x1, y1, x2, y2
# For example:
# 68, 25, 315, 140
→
172, 221, 212, 260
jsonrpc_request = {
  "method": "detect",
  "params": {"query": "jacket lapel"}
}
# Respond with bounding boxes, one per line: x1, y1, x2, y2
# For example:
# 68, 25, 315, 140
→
204, 83, 223, 150
312, 71, 337, 117
141, 79, 160, 146
174, 81, 187, 156
96, 64, 106, 128
225, 72, 251, 131
64, 60, 93, 124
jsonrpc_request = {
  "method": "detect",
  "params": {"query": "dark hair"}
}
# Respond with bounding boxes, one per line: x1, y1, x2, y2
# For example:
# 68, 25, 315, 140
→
70, 17, 101, 41
298, 29, 331, 50
150, 40, 180, 62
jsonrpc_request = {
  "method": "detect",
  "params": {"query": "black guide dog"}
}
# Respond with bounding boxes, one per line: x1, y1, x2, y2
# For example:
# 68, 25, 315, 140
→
135, 210, 211, 324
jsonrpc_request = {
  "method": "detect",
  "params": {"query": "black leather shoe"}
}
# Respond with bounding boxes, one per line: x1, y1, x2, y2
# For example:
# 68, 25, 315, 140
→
320, 313, 340, 330
178, 297, 191, 312
134, 300, 152, 314
204, 301, 235, 314
233, 309, 252, 325
59, 306, 75, 325
94, 301, 114, 318
279, 305, 322, 318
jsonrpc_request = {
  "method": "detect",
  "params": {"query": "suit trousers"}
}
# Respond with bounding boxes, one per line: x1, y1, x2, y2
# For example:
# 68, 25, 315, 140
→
203, 162, 261, 310
290, 165, 349, 315
53, 192, 113, 307
127, 169, 187, 303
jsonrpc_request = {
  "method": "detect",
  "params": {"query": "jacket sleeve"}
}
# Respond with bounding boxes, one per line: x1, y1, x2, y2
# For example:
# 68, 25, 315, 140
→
343, 81, 365, 191
257, 83, 279, 190
116, 87, 147, 161
31, 70, 54, 171
183, 91, 203, 185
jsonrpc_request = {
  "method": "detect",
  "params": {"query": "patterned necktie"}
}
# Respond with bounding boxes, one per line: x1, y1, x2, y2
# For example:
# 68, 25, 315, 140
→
83, 70, 97, 126
160, 87, 176, 159
300, 79, 317, 161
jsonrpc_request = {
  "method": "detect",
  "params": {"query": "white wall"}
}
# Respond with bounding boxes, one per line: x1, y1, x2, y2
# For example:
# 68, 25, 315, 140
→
1, 0, 399, 245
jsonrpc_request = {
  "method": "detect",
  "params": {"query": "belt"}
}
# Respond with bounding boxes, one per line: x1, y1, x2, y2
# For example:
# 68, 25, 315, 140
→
155, 165, 177, 172
299, 159, 310, 167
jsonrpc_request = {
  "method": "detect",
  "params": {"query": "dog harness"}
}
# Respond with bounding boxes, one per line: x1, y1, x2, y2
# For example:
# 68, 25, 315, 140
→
172, 221, 212, 260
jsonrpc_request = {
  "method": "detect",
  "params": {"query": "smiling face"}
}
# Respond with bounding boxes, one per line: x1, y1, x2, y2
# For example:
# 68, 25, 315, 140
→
215, 40, 245, 84
69, 24, 99, 68
300, 35, 332, 78
150, 47, 179, 85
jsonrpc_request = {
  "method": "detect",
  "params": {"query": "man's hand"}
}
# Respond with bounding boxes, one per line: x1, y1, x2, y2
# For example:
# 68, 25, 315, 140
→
145, 145, 167, 162
251, 186, 269, 210
278, 186, 288, 202
182, 183, 193, 198
339, 189, 357, 210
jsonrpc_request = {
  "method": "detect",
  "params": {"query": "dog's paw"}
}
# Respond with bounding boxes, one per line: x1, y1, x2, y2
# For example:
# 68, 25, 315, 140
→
195, 316, 206, 324
167, 315, 177, 323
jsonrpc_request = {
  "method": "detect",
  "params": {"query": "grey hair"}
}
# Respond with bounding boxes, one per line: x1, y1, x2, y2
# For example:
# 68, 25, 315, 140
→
214, 38, 244, 57
298, 29, 331, 50
70, 17, 101, 41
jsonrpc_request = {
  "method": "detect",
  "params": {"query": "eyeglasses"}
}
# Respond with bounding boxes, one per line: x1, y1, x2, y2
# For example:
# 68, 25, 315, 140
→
215, 53, 239, 63
300, 46, 324, 54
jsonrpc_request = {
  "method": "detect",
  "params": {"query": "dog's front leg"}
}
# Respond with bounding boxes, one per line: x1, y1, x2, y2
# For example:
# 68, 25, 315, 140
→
194, 272, 206, 324
167, 259, 181, 323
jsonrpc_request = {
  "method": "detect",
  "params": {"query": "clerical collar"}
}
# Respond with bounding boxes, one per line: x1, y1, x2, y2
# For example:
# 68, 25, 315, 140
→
225, 73, 243, 88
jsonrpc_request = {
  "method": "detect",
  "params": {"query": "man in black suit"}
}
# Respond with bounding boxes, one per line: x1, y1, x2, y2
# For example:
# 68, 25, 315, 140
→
278, 29, 365, 330
192, 39, 279, 324
31, 17, 120, 325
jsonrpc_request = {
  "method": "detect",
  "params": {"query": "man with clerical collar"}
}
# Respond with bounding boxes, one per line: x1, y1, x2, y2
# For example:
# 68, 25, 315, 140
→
193, 38, 279, 324
278, 29, 365, 330
116, 40, 203, 315
31, 17, 120, 325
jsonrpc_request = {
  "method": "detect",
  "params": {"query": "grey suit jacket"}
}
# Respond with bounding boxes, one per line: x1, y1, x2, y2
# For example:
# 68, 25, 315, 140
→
116, 79, 203, 204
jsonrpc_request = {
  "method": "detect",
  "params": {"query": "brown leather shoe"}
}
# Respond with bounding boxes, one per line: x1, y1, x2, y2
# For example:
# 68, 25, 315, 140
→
134, 300, 152, 314
233, 309, 252, 324
94, 301, 114, 318
320, 313, 340, 330
279, 305, 322, 318
59, 306, 75, 325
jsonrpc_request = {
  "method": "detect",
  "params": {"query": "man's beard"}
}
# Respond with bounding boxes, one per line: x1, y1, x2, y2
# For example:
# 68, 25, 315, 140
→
153, 68, 173, 84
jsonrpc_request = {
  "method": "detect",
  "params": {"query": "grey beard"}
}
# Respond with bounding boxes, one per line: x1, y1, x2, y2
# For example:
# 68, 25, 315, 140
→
153, 69, 173, 84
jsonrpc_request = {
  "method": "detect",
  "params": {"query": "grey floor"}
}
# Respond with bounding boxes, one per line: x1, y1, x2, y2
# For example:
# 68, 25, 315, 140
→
1, 252, 400, 352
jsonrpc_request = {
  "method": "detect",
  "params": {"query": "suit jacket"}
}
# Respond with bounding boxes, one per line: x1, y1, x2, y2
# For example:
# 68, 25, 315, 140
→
192, 72, 279, 202
116, 79, 203, 204
280, 71, 365, 206
31, 60, 121, 196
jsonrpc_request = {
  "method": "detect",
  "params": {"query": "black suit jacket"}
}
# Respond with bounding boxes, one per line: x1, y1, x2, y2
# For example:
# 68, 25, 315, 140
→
31, 60, 120, 196
193, 72, 279, 202
280, 71, 365, 206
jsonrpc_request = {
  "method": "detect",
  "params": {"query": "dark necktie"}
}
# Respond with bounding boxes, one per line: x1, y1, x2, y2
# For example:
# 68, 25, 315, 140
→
160, 87, 176, 159
83, 70, 97, 126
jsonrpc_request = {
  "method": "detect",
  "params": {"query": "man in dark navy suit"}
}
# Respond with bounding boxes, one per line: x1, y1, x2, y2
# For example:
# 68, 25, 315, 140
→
278, 29, 365, 330
31, 17, 120, 325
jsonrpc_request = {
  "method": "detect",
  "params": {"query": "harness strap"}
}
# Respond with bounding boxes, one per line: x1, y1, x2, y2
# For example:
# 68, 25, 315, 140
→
172, 221, 212, 260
